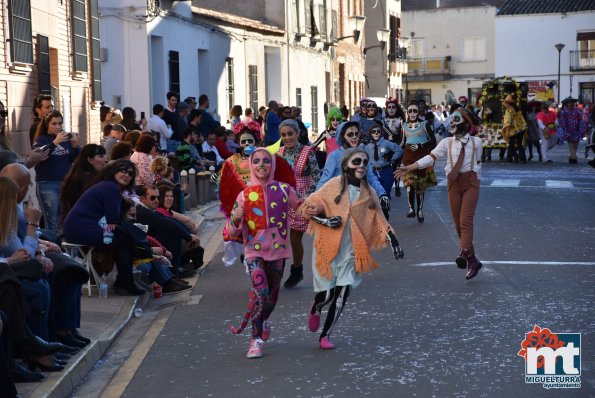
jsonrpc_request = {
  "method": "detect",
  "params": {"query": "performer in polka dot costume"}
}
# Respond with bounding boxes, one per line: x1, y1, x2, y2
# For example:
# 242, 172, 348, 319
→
227, 147, 302, 358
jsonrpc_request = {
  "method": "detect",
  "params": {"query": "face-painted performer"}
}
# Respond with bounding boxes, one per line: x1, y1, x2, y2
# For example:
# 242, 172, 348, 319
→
383, 97, 406, 197
396, 108, 483, 280
312, 106, 343, 155
227, 148, 303, 358
400, 101, 437, 222
300, 147, 403, 349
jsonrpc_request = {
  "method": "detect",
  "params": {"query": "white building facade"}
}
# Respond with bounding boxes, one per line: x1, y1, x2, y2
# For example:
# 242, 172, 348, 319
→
99, 0, 337, 136
495, 9, 595, 103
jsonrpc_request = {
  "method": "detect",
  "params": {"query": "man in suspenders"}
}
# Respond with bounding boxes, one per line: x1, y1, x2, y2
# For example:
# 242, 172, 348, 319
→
396, 108, 484, 280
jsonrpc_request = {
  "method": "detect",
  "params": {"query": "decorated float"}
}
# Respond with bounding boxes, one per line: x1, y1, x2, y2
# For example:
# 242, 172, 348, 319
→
477, 77, 528, 148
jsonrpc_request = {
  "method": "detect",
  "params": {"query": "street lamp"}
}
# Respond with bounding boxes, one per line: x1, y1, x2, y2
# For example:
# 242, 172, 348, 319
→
363, 28, 391, 55
335, 15, 366, 43
555, 43, 565, 103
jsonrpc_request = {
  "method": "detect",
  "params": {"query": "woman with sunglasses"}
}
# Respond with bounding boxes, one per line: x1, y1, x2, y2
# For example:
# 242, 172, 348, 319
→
301, 148, 403, 350
278, 119, 321, 288
227, 148, 302, 358
63, 160, 146, 295
364, 123, 403, 220
401, 101, 437, 223
316, 122, 390, 216
33, 110, 81, 233
396, 108, 483, 280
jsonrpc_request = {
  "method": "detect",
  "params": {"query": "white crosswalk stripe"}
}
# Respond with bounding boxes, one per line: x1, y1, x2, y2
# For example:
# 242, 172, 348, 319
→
430, 178, 577, 189
490, 179, 520, 187
545, 180, 574, 188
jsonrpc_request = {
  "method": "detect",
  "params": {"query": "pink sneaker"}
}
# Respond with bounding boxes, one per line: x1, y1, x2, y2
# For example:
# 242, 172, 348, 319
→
319, 336, 335, 350
308, 313, 320, 332
246, 338, 263, 358
262, 320, 270, 341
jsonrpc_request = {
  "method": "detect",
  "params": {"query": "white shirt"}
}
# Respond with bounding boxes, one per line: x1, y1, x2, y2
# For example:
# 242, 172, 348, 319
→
417, 134, 483, 178
201, 141, 223, 164
146, 115, 172, 149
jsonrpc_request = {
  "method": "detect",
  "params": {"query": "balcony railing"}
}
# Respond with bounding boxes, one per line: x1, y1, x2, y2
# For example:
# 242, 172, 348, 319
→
570, 50, 595, 71
407, 57, 451, 77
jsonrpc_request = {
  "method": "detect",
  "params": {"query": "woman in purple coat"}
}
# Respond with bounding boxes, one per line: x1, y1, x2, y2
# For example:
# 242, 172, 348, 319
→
63, 159, 145, 295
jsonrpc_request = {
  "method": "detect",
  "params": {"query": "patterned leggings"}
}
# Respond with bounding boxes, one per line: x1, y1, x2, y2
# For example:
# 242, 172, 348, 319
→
246, 257, 284, 339
310, 286, 350, 340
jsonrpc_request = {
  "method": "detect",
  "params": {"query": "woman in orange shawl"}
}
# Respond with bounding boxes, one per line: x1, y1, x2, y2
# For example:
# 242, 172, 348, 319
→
299, 148, 403, 350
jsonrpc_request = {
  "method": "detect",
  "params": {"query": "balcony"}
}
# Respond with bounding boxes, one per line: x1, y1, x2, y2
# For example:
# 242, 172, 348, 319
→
570, 50, 595, 72
406, 56, 451, 81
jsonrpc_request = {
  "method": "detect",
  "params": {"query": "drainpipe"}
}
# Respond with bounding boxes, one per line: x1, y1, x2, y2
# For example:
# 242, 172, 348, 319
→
285, 0, 291, 104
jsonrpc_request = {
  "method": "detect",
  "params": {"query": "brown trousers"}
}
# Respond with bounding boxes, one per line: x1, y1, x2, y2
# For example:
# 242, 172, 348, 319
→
447, 171, 480, 255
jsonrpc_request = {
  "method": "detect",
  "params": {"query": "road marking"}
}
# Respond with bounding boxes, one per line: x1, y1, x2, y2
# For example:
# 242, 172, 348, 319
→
185, 295, 203, 306
412, 261, 595, 266
490, 179, 520, 187
545, 180, 574, 188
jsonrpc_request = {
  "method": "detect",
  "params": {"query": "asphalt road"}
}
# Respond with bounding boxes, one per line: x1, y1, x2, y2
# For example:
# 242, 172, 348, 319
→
115, 144, 594, 398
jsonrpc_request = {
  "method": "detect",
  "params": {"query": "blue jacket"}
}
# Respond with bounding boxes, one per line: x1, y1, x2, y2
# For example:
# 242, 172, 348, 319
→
364, 137, 403, 168
33, 134, 80, 181
265, 111, 281, 144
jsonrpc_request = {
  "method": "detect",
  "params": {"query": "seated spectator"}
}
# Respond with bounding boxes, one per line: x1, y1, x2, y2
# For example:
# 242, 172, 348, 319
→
63, 160, 146, 295
104, 123, 126, 160
229, 105, 242, 127
122, 129, 141, 149
121, 107, 141, 131
135, 185, 200, 275
201, 131, 224, 171
214, 127, 234, 159
99, 106, 114, 142
150, 156, 169, 185
120, 200, 190, 294
109, 141, 134, 161
61, 144, 107, 223
0, 312, 19, 395
131, 134, 158, 186
226, 129, 239, 154
176, 128, 206, 172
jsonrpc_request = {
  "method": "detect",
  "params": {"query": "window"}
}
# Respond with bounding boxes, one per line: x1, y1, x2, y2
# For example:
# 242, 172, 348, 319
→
319, 3, 327, 41
310, 86, 318, 134
467, 88, 482, 106
304, 0, 311, 34
226, 58, 234, 110
410, 38, 424, 60
389, 15, 400, 60
292, 0, 300, 33
410, 89, 431, 104
461, 37, 486, 62
8, 0, 33, 64
90, 0, 101, 100
249, 65, 258, 113
168, 51, 180, 94
296, 87, 302, 108
37, 35, 51, 94
331, 10, 337, 41
71, 0, 88, 72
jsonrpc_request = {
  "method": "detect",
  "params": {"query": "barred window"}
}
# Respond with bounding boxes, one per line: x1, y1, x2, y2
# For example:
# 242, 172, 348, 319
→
310, 86, 318, 134
38, 35, 51, 94
169, 50, 180, 94
249, 65, 258, 113
90, 0, 101, 100
72, 0, 88, 72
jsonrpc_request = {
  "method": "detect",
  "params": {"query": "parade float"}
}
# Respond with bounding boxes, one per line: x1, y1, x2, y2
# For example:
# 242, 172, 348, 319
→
477, 76, 528, 148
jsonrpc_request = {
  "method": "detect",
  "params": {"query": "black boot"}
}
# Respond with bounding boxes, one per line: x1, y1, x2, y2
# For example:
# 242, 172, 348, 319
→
406, 187, 415, 218
416, 192, 425, 223
394, 182, 401, 197
284, 265, 303, 288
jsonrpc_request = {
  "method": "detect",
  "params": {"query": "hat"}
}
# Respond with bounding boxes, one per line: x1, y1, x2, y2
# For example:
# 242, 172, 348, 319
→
501, 95, 516, 104
561, 96, 577, 106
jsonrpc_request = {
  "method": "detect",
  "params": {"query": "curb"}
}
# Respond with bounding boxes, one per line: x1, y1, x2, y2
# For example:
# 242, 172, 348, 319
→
23, 200, 221, 398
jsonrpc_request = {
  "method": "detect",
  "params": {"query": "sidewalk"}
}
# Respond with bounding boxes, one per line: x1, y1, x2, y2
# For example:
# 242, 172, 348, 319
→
18, 201, 224, 398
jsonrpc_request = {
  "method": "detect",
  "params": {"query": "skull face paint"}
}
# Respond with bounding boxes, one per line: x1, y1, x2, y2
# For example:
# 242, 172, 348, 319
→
386, 103, 397, 117
346, 154, 368, 181
449, 111, 469, 138
407, 105, 419, 123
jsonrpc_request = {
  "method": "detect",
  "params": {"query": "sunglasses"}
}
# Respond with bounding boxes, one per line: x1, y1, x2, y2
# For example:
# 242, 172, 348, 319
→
240, 138, 255, 145
370, 128, 382, 135
345, 131, 360, 139
407, 109, 419, 114
252, 157, 272, 165
117, 168, 134, 176
349, 157, 369, 167
0, 110, 7, 117
148, 195, 159, 201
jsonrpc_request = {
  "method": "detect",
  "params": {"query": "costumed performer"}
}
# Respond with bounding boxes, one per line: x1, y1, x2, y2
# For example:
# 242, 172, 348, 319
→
300, 147, 403, 349
278, 119, 321, 288
396, 107, 483, 280
227, 148, 302, 358
382, 97, 406, 197
401, 101, 437, 223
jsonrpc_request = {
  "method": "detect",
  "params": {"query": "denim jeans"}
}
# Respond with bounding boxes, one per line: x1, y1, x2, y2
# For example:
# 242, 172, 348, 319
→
138, 262, 173, 285
20, 279, 51, 340
37, 181, 62, 233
